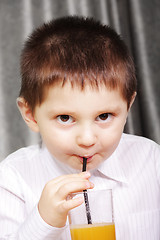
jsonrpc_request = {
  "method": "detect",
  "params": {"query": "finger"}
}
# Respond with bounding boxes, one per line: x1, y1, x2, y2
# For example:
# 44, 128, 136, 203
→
51, 172, 91, 184
45, 172, 91, 193
57, 180, 94, 200
61, 196, 84, 212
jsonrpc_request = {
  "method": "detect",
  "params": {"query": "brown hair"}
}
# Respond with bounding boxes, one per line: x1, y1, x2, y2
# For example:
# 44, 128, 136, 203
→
20, 16, 137, 112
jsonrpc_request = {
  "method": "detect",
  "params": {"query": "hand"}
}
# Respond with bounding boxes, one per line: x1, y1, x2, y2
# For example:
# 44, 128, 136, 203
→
38, 171, 94, 227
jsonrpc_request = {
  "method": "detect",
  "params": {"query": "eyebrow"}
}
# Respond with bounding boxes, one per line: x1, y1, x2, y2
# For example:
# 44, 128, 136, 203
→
47, 105, 122, 117
47, 109, 77, 117
96, 105, 122, 114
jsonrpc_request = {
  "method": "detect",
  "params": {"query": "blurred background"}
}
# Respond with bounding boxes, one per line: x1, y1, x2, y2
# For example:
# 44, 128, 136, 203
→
0, 0, 160, 161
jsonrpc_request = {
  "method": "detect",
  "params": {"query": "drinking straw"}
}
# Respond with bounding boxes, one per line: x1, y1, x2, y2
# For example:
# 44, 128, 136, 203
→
82, 157, 92, 224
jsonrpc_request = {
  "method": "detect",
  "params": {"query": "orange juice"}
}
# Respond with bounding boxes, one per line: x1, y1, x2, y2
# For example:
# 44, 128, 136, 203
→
70, 222, 116, 240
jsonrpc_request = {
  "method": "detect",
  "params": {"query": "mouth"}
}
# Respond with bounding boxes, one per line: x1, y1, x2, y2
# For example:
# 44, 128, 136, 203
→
79, 155, 94, 164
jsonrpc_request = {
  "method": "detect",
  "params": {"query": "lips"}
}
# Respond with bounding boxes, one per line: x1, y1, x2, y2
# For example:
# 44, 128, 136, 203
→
79, 155, 94, 163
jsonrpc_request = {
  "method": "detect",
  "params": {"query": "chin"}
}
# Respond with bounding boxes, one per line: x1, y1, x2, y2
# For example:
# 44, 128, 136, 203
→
70, 163, 82, 171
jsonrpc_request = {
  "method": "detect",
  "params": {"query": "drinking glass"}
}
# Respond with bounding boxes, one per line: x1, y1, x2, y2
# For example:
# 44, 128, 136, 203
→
69, 189, 116, 240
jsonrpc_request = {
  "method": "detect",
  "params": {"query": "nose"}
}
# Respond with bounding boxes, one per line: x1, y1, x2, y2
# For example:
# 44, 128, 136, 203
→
76, 125, 97, 148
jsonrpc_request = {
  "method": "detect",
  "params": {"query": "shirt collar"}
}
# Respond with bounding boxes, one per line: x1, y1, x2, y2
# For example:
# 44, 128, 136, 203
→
97, 133, 148, 185
97, 149, 129, 185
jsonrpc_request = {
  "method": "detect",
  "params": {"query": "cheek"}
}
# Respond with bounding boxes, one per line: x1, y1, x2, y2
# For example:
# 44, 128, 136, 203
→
41, 128, 74, 152
102, 117, 126, 141
101, 129, 122, 151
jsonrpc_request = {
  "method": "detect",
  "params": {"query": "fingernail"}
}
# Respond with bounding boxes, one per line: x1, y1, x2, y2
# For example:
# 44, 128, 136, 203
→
85, 181, 91, 188
90, 182, 94, 188
83, 171, 91, 177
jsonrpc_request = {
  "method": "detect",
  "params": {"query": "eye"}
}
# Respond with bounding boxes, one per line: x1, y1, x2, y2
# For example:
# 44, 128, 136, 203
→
57, 115, 74, 124
96, 113, 112, 122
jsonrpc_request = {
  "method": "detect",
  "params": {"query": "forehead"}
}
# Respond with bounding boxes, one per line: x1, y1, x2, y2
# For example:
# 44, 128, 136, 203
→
35, 66, 129, 112
41, 81, 127, 112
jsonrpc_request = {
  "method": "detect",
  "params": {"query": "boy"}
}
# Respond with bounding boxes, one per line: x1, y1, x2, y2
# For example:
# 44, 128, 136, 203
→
0, 16, 159, 240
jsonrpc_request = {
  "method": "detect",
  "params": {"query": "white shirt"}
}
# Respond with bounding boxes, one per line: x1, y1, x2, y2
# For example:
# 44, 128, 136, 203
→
0, 133, 160, 240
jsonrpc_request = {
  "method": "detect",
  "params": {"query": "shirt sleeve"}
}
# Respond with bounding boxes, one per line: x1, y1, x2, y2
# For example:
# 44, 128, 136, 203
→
18, 205, 68, 240
0, 164, 69, 240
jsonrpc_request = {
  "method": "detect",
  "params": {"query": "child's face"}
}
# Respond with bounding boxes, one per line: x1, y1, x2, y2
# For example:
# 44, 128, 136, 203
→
34, 82, 129, 171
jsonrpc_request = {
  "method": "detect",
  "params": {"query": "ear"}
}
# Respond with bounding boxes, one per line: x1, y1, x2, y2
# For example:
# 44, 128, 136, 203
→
17, 97, 39, 132
128, 92, 137, 111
